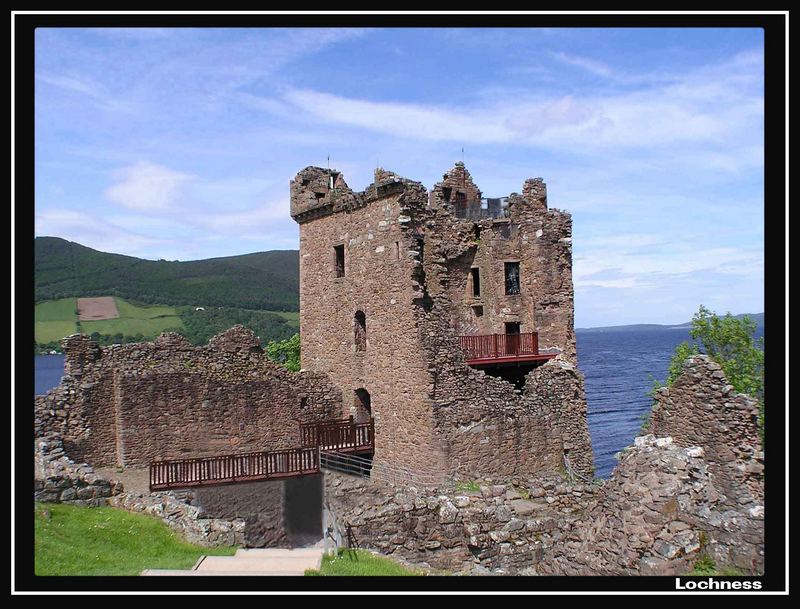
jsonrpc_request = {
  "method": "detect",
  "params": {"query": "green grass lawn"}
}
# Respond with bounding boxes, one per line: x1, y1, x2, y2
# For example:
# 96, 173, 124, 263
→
34, 298, 78, 343
305, 549, 425, 576
78, 297, 184, 337
34, 502, 236, 576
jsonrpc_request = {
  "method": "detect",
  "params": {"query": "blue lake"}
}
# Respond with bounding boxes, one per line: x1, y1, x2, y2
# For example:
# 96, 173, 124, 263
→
34, 326, 762, 478
34, 354, 65, 398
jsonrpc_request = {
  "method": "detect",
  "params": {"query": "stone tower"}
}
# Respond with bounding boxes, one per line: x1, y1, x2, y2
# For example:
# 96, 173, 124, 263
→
290, 162, 593, 481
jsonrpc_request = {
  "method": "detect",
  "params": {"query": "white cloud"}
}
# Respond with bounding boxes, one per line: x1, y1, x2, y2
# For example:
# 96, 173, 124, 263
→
282, 88, 515, 144
35, 209, 168, 257
190, 199, 291, 238
36, 72, 137, 114
550, 51, 615, 78
105, 162, 195, 212
276, 49, 763, 155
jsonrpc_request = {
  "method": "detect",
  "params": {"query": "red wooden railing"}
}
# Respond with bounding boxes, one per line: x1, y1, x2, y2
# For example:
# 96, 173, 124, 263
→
149, 417, 375, 491
458, 332, 540, 361
149, 446, 320, 491
300, 416, 374, 454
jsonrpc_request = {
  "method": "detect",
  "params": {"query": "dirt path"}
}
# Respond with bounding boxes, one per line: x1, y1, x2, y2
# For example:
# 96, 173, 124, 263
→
95, 466, 150, 494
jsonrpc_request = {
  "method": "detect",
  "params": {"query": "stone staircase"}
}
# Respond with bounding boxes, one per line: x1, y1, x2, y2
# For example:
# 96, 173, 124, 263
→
141, 546, 324, 576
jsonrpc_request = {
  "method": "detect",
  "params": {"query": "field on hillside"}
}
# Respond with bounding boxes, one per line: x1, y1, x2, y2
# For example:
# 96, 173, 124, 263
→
34, 298, 78, 343
79, 298, 184, 337
35, 296, 299, 350
35, 297, 183, 344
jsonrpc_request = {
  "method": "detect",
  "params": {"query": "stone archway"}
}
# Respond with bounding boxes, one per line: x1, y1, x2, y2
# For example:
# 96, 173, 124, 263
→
352, 388, 371, 424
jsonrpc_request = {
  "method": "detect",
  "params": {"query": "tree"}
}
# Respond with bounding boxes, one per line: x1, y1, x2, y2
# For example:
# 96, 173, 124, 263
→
265, 333, 301, 372
650, 305, 764, 440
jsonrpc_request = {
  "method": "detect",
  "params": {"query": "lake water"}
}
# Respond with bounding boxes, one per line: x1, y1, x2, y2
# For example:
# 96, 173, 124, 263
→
33, 326, 762, 478
34, 354, 66, 397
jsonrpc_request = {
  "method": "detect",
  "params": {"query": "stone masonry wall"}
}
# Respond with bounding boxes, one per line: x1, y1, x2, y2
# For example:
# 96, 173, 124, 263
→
35, 326, 342, 468
429, 170, 576, 361
648, 355, 764, 507
292, 163, 592, 481
323, 470, 597, 575
292, 167, 447, 476
191, 480, 288, 548
324, 357, 764, 576
325, 433, 763, 576
34, 434, 124, 505
108, 491, 246, 548
538, 435, 764, 576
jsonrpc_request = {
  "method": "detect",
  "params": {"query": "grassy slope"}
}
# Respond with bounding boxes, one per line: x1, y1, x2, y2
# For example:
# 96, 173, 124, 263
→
305, 549, 425, 576
34, 502, 236, 576
34, 298, 78, 343
79, 297, 184, 337
35, 297, 185, 343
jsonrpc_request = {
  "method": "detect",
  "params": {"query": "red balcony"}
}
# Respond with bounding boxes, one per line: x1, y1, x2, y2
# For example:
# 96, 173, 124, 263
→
458, 332, 557, 366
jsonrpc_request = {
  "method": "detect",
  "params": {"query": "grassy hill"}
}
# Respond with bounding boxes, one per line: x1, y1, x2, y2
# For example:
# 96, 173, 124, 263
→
34, 237, 302, 352
35, 236, 299, 311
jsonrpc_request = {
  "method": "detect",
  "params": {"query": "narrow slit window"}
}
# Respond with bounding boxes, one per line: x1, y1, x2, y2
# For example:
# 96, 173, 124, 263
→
395, 241, 400, 260
471, 267, 481, 297
334, 244, 345, 278
504, 262, 520, 295
354, 310, 366, 351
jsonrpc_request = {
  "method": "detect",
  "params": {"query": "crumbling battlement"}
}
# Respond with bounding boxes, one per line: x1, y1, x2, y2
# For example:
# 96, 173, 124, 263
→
35, 326, 342, 468
291, 162, 589, 481
648, 355, 764, 508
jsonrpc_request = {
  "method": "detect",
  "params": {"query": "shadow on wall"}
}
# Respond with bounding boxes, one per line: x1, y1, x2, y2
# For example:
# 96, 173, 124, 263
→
192, 474, 323, 548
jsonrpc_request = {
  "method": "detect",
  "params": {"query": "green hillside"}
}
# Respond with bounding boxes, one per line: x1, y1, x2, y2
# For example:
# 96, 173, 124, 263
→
35, 236, 299, 311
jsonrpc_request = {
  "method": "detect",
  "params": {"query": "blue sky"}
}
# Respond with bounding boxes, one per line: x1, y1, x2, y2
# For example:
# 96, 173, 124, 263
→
33, 27, 764, 327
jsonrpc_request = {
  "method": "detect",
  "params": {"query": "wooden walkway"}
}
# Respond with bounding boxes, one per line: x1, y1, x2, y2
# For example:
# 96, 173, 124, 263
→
149, 417, 374, 492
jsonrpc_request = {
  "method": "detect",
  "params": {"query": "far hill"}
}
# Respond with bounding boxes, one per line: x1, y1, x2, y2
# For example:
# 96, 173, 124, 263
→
577, 313, 764, 333
35, 237, 299, 311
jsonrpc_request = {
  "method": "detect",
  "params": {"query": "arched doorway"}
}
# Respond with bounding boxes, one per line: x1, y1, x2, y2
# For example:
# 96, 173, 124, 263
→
353, 388, 371, 423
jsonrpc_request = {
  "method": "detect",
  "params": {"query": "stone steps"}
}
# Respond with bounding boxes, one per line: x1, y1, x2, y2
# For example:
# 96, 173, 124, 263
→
141, 547, 324, 576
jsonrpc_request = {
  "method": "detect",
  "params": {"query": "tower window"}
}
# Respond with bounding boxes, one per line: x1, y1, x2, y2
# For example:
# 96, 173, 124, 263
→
471, 267, 481, 297
354, 310, 366, 351
334, 244, 345, 278
504, 262, 520, 295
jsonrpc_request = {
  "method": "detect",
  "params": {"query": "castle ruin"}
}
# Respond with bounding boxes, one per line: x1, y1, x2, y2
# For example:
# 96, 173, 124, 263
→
290, 162, 592, 481
33, 161, 764, 575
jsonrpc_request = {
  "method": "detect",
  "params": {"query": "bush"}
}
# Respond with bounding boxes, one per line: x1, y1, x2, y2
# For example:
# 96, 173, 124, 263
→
649, 305, 764, 441
265, 333, 301, 372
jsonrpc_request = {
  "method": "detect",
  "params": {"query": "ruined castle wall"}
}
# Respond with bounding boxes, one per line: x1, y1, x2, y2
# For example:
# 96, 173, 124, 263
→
443, 204, 576, 360
192, 480, 289, 548
648, 356, 764, 506
324, 470, 596, 575
294, 171, 447, 476
538, 435, 764, 576
418, 301, 592, 480
429, 162, 483, 213
34, 328, 342, 468
429, 169, 576, 362
292, 164, 590, 481
413, 184, 592, 480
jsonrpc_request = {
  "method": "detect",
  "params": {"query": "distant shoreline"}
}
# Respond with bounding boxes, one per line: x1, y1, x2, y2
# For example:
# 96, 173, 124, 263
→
577, 312, 764, 333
